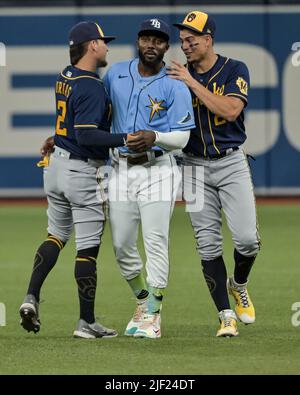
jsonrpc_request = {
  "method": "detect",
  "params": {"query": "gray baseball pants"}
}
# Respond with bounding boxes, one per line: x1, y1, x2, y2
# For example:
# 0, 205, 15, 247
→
108, 153, 180, 288
44, 146, 106, 250
183, 148, 260, 261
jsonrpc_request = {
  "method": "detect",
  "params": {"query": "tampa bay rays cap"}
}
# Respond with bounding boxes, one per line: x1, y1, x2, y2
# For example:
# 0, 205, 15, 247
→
138, 18, 170, 41
69, 21, 116, 46
173, 11, 216, 37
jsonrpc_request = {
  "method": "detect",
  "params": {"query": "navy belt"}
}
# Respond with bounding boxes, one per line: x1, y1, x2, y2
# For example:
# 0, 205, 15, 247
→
69, 153, 89, 162
186, 147, 239, 160
153, 151, 164, 158
119, 150, 163, 165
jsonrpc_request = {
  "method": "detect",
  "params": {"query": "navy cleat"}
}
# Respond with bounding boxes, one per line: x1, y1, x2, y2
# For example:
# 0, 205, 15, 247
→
19, 294, 41, 334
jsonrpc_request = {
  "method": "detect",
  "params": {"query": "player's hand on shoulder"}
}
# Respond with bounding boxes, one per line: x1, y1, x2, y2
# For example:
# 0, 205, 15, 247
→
167, 61, 193, 87
126, 130, 156, 152
40, 136, 55, 156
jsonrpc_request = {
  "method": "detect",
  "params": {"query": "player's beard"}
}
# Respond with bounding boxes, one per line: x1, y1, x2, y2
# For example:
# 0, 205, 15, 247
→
97, 59, 108, 68
138, 49, 164, 68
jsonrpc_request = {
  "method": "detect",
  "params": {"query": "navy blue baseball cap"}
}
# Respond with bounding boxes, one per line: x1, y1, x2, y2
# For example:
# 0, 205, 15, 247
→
69, 21, 116, 46
138, 18, 170, 41
174, 11, 216, 37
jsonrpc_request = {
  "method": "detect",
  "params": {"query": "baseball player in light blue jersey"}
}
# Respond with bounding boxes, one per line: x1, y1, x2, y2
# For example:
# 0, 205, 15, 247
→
103, 18, 195, 338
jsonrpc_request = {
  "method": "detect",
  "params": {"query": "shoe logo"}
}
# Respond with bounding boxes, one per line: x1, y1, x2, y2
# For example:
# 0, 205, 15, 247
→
118, 75, 128, 79
153, 329, 160, 334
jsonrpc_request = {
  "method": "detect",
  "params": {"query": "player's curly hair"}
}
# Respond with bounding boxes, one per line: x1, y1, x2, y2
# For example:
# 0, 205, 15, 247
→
69, 42, 89, 65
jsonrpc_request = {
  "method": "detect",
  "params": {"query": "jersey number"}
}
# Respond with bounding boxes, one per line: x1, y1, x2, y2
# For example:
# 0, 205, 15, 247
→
56, 100, 67, 136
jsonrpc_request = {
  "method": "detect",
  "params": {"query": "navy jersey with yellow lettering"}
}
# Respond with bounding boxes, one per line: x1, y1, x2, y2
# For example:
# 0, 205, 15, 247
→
183, 55, 250, 157
54, 65, 112, 160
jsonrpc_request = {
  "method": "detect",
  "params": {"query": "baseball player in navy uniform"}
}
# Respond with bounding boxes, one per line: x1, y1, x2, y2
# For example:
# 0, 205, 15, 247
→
19, 21, 129, 338
103, 18, 195, 338
168, 11, 260, 337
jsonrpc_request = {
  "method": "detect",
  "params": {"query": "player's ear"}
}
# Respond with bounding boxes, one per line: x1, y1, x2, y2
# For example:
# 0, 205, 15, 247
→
206, 35, 212, 48
90, 40, 99, 51
165, 42, 170, 51
88, 40, 95, 52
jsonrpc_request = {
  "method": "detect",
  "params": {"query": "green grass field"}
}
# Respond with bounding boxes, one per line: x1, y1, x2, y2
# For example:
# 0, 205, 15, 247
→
0, 203, 299, 375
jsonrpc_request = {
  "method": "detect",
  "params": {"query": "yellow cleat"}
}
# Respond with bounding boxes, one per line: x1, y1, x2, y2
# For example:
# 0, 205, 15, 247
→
227, 276, 255, 324
216, 309, 239, 337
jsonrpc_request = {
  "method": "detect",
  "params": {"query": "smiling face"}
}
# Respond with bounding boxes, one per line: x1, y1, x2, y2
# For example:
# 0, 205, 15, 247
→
179, 28, 212, 63
137, 34, 169, 67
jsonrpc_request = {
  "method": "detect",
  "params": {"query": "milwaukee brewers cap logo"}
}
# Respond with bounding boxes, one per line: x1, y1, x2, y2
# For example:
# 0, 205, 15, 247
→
187, 13, 197, 22
236, 77, 248, 95
180, 11, 210, 35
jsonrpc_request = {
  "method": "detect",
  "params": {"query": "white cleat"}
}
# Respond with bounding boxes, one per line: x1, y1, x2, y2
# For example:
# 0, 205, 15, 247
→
133, 313, 161, 339
124, 300, 148, 336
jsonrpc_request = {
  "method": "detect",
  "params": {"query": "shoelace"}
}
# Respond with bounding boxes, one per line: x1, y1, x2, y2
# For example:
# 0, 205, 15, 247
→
238, 289, 250, 308
223, 316, 233, 328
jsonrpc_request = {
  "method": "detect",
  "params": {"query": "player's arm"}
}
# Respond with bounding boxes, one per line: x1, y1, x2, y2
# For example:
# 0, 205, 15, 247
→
126, 130, 190, 152
39, 129, 126, 156
74, 81, 127, 148
186, 82, 243, 122
75, 127, 127, 148
167, 61, 244, 122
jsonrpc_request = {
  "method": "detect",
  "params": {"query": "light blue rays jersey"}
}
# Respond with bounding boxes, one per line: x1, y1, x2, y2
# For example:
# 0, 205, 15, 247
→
103, 58, 195, 154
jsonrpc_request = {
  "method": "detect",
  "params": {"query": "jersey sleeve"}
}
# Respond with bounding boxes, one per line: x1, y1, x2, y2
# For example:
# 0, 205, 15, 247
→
73, 80, 107, 129
223, 61, 250, 106
166, 81, 196, 131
